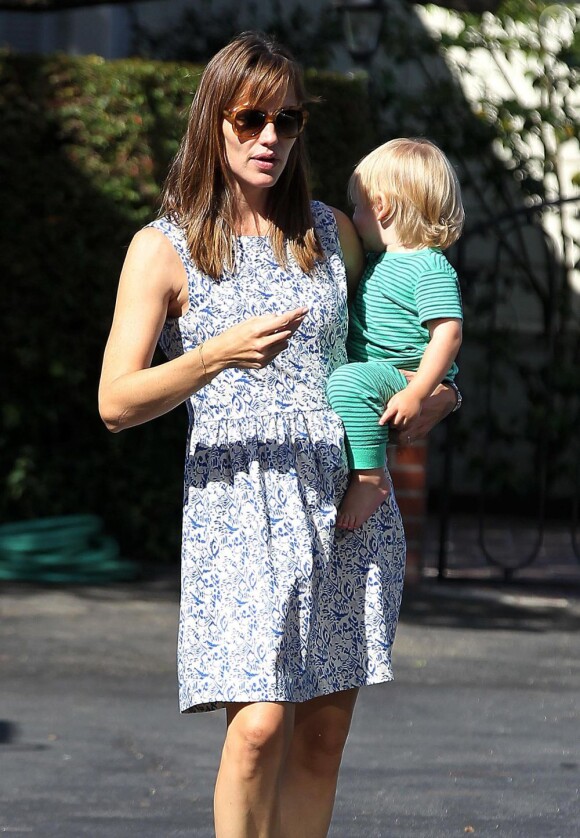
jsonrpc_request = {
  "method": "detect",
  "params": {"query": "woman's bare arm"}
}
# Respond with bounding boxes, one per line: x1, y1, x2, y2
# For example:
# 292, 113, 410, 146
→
331, 207, 364, 298
98, 228, 308, 432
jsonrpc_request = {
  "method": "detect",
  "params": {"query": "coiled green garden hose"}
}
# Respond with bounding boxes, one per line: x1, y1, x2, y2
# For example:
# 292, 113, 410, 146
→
0, 515, 139, 583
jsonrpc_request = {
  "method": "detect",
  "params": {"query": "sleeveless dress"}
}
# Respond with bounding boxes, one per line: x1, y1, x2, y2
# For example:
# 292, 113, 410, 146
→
150, 201, 406, 714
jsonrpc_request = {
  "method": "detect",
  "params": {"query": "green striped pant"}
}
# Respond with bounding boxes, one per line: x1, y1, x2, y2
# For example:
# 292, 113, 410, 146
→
326, 361, 408, 470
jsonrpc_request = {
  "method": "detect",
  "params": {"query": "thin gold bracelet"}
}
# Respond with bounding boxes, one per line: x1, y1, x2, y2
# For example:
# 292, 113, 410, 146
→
198, 342, 208, 385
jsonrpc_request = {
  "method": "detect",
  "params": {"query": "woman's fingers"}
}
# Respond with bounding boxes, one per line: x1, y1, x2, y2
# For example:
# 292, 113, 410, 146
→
244, 339, 290, 368
244, 308, 308, 365
217, 307, 308, 370
253, 332, 293, 363
257, 307, 309, 337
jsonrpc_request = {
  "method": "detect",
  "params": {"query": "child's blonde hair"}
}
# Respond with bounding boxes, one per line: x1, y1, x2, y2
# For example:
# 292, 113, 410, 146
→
349, 137, 464, 250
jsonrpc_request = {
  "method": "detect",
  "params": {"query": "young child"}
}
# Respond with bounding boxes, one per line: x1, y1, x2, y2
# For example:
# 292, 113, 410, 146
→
327, 137, 464, 530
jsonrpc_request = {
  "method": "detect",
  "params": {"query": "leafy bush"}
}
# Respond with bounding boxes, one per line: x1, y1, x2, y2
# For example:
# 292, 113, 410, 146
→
0, 53, 376, 563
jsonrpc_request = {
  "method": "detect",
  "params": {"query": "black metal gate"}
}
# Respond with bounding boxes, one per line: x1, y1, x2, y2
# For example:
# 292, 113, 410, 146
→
433, 197, 580, 583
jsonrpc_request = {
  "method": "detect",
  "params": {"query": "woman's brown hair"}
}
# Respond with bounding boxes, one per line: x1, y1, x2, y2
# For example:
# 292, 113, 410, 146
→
161, 31, 323, 279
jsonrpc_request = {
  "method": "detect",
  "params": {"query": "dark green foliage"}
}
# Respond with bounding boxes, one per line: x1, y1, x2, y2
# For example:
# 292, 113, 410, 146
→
306, 70, 376, 209
0, 53, 376, 563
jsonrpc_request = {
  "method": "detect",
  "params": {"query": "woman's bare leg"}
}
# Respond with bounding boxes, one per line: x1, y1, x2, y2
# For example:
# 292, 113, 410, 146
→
214, 701, 295, 838
279, 688, 359, 838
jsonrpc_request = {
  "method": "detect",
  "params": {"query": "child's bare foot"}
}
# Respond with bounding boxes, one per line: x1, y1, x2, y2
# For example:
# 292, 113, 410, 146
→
336, 468, 391, 530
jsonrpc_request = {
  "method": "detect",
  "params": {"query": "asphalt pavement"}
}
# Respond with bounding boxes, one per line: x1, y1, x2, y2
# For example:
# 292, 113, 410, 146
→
1, 577, 579, 838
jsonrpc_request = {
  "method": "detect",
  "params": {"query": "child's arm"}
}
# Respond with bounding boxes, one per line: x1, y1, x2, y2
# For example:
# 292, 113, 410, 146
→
379, 317, 462, 428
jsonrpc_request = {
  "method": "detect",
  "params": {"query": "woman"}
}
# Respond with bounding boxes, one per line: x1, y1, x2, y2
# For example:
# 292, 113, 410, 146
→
99, 32, 456, 838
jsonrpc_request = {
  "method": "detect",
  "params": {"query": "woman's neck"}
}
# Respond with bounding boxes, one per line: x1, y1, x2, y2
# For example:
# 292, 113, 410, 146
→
238, 212, 271, 235
233, 184, 271, 235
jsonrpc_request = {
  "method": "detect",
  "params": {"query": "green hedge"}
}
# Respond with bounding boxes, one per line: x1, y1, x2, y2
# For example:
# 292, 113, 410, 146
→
1, 54, 377, 564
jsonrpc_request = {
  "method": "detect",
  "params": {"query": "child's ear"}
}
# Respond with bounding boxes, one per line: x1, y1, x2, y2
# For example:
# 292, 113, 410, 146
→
373, 195, 392, 223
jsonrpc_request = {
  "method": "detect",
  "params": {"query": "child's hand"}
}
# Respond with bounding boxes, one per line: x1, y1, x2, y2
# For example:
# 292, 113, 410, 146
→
379, 389, 423, 428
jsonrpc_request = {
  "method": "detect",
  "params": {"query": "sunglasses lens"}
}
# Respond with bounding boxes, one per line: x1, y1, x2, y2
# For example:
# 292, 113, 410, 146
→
275, 110, 303, 138
231, 109, 305, 139
234, 109, 267, 137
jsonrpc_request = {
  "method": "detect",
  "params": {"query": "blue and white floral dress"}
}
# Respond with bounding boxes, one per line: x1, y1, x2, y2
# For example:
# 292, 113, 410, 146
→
150, 201, 406, 714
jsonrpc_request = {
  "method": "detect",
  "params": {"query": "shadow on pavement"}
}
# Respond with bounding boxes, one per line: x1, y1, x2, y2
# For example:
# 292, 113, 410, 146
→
401, 582, 580, 633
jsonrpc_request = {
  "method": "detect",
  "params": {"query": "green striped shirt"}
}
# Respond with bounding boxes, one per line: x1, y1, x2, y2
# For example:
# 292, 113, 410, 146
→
346, 248, 463, 381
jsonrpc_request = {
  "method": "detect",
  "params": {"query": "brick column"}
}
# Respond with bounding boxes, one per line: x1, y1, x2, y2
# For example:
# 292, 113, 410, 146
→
388, 440, 428, 584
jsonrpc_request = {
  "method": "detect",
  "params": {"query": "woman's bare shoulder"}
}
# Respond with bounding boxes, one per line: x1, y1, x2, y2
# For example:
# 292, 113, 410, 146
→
328, 207, 364, 290
129, 225, 180, 264
123, 225, 186, 299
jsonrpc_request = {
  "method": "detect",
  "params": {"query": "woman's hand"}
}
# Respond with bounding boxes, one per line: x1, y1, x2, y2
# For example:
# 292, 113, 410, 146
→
387, 375, 458, 445
210, 307, 308, 370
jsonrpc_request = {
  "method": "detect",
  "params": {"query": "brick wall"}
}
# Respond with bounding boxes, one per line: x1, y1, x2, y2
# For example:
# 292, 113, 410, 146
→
388, 441, 428, 583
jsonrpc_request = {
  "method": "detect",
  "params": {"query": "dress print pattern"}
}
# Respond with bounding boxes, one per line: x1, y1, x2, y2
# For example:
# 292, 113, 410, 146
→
150, 202, 406, 713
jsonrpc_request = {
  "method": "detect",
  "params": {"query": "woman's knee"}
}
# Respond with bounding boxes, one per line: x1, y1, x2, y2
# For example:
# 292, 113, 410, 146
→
224, 703, 292, 779
293, 711, 354, 777
310, 722, 350, 767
